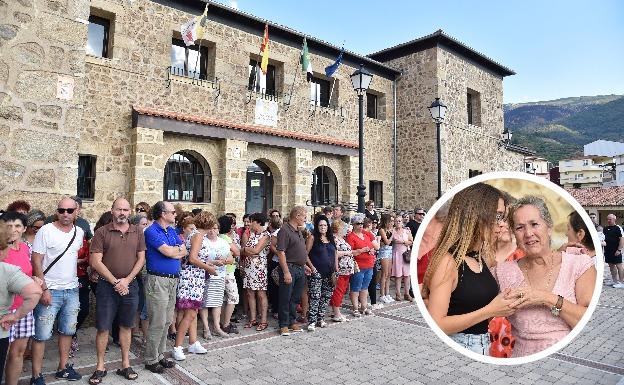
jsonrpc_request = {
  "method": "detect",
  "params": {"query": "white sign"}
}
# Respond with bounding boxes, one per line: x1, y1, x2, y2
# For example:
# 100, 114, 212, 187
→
254, 98, 278, 127
57, 76, 74, 100
250, 179, 260, 187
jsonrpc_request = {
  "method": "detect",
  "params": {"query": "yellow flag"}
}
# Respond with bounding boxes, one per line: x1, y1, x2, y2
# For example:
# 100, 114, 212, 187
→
260, 24, 269, 74
194, 5, 209, 40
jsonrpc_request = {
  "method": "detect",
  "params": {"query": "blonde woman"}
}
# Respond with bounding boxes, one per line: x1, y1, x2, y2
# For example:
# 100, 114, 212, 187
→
391, 216, 414, 301
423, 183, 517, 355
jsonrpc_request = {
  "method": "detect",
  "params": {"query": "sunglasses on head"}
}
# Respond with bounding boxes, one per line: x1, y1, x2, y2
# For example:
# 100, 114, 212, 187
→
57, 208, 75, 214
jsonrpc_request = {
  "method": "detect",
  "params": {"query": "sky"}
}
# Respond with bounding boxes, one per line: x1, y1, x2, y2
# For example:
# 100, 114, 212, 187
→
216, 0, 624, 104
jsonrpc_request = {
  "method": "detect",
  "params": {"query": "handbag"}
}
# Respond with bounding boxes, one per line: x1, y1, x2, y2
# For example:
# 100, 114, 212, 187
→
43, 226, 77, 275
402, 247, 412, 264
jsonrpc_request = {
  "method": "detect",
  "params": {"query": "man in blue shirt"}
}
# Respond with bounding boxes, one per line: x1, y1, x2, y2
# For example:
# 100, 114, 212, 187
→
143, 201, 187, 373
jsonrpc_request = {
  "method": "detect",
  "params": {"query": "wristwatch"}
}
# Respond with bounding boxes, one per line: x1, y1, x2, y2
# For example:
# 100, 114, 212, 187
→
551, 295, 564, 317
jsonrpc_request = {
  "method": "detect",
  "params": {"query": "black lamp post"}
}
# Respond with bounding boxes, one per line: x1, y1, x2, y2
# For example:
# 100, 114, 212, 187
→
428, 97, 447, 199
501, 127, 513, 147
350, 64, 373, 213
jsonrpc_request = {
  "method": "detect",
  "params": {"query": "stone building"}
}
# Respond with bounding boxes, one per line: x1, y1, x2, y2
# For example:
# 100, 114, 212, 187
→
0, 0, 529, 221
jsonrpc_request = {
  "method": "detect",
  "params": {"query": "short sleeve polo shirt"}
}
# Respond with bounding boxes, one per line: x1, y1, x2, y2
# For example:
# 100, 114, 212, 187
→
144, 222, 183, 275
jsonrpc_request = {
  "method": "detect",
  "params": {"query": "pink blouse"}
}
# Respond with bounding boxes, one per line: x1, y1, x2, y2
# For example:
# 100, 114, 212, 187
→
495, 252, 593, 357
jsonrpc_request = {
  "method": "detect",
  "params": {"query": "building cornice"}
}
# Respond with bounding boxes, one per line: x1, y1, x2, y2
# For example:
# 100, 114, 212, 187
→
368, 29, 515, 77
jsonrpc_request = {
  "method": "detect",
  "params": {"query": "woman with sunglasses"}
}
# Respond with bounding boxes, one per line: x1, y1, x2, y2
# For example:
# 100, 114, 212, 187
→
346, 213, 379, 316
423, 183, 517, 355
391, 215, 414, 301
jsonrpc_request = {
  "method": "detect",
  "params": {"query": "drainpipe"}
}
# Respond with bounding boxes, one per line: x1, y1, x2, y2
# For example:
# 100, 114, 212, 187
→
392, 73, 401, 210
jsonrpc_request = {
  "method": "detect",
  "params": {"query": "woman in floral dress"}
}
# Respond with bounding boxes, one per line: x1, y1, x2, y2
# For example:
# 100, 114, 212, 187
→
173, 212, 217, 358
329, 220, 355, 322
242, 212, 271, 331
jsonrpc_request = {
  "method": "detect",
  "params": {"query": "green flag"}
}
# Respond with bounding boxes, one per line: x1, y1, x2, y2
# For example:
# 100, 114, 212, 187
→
301, 37, 313, 82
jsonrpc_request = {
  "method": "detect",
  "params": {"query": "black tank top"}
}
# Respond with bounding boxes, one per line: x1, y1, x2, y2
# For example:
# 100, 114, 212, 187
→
447, 259, 499, 334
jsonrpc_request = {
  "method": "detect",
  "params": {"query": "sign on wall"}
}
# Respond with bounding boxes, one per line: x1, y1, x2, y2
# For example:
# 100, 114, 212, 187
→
254, 98, 278, 127
57, 75, 75, 100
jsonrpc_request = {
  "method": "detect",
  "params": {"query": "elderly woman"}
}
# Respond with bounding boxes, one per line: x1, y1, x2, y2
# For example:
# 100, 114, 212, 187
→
329, 220, 355, 322
0, 222, 42, 383
242, 213, 271, 331
496, 196, 596, 357
23, 210, 46, 249
424, 183, 517, 355
346, 213, 379, 316
391, 215, 414, 301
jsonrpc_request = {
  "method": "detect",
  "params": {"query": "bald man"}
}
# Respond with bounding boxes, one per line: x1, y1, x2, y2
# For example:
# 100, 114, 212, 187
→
604, 214, 624, 288
31, 197, 85, 384
89, 198, 146, 382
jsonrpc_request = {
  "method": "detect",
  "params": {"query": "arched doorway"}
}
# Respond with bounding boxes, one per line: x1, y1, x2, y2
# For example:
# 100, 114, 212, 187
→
163, 151, 211, 203
311, 166, 338, 206
245, 160, 274, 214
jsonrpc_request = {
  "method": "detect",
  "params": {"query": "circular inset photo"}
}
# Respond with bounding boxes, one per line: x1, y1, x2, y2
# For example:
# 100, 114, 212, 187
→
411, 171, 603, 365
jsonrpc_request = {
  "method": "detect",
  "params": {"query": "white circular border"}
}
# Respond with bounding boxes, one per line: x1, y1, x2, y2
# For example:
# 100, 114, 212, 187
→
409, 171, 604, 365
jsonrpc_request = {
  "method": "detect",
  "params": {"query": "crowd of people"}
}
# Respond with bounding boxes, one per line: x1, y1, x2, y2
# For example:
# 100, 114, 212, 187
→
0, 197, 420, 385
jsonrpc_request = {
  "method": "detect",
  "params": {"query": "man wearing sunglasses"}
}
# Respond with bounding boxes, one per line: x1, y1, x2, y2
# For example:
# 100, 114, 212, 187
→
406, 208, 426, 238
44, 196, 93, 242
30, 197, 85, 385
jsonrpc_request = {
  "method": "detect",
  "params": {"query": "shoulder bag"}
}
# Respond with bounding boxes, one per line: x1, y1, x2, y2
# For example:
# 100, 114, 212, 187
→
43, 226, 77, 275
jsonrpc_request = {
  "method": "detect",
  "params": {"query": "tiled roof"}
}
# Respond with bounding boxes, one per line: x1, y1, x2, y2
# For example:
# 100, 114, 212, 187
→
132, 106, 359, 149
565, 186, 624, 206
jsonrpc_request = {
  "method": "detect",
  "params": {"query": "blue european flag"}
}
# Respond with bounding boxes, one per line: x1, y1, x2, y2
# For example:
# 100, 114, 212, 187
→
325, 48, 344, 77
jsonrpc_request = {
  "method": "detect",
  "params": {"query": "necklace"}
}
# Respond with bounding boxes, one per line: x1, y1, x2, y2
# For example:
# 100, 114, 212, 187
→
522, 251, 554, 289
465, 251, 483, 273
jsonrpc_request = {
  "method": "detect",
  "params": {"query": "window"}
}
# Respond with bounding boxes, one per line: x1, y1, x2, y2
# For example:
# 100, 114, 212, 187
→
468, 169, 482, 178
163, 152, 211, 203
77, 155, 97, 200
248, 59, 276, 96
86, 15, 110, 58
582, 159, 590, 166
575, 173, 583, 180
170, 38, 209, 80
366, 93, 378, 119
467, 89, 481, 126
311, 166, 338, 205
369, 180, 383, 207
310, 76, 331, 107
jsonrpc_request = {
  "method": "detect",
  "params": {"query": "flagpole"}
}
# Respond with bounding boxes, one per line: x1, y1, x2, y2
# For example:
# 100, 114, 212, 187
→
191, 4, 208, 85
328, 77, 336, 108
288, 39, 304, 108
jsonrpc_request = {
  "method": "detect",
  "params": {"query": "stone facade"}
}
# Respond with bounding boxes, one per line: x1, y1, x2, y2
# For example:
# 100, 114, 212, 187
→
0, 0, 89, 216
1, 2, 525, 222
372, 38, 526, 210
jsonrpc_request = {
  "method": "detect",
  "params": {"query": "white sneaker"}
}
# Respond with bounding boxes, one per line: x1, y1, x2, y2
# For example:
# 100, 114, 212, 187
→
317, 320, 328, 328
380, 295, 390, 304
307, 323, 316, 332
187, 341, 207, 354
387, 295, 396, 303
172, 346, 186, 361
371, 303, 384, 310
613, 283, 624, 289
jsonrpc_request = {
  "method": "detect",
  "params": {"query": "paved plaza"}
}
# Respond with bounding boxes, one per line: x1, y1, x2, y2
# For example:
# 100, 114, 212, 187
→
19, 272, 624, 385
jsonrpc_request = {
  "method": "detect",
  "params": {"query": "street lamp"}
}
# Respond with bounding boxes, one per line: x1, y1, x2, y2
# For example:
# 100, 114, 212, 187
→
500, 127, 513, 147
428, 97, 447, 199
350, 64, 373, 213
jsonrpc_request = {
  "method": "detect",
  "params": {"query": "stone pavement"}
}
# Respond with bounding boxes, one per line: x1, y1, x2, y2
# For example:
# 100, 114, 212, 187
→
16, 275, 624, 385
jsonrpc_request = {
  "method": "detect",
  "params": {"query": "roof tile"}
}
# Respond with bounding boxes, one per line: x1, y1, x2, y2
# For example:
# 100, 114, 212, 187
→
565, 186, 624, 206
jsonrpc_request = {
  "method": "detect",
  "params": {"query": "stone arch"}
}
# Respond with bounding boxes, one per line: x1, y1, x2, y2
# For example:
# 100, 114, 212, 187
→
311, 165, 338, 206
163, 149, 212, 203
245, 157, 284, 214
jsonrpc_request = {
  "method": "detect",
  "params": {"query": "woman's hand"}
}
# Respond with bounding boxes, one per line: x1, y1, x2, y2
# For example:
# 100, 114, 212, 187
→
505, 287, 549, 309
485, 288, 517, 317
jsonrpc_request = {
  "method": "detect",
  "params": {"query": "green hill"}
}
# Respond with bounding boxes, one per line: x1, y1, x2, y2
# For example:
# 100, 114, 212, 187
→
504, 94, 624, 162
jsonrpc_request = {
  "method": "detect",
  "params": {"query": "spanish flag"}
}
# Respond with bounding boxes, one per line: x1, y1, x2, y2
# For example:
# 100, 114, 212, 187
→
260, 24, 269, 74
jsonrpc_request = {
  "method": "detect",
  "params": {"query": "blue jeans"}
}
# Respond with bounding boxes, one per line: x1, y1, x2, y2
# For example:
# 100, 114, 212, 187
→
449, 332, 491, 355
278, 264, 305, 328
33, 288, 80, 341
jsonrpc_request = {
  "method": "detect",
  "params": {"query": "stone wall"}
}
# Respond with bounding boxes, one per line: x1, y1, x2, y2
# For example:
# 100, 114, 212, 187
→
75, 0, 395, 221
385, 46, 523, 211
0, 0, 89, 215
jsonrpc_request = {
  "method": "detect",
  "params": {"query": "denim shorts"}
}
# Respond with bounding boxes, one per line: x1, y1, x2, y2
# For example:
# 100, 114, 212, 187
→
350, 268, 373, 292
449, 332, 491, 356
33, 288, 80, 341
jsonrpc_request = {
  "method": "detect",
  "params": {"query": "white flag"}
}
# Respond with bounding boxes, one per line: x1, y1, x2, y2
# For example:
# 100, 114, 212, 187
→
181, 18, 198, 46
